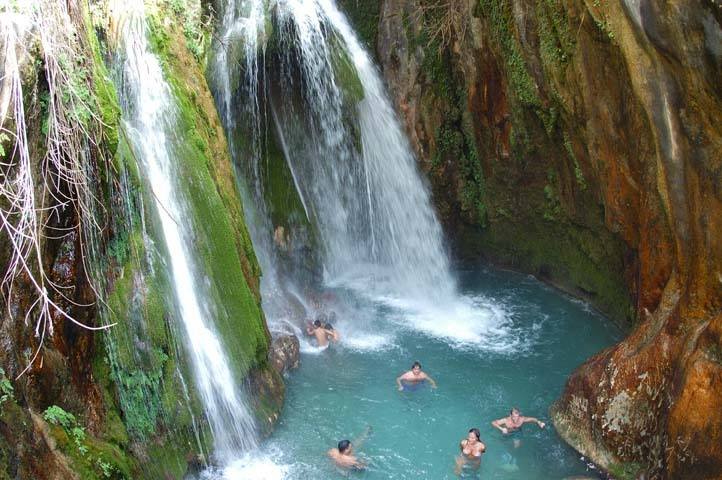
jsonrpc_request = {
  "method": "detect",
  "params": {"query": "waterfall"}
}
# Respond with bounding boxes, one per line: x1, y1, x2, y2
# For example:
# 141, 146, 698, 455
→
110, 0, 257, 461
212, 0, 456, 317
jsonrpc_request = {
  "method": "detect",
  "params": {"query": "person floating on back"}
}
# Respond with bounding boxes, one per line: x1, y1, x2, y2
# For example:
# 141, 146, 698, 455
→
454, 427, 486, 475
396, 361, 437, 391
491, 407, 545, 447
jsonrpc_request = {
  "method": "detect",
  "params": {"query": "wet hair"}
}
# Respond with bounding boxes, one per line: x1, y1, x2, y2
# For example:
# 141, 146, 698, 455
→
412, 361, 421, 369
324, 323, 334, 330
469, 428, 481, 440
510, 407, 520, 415
313, 320, 321, 328
338, 439, 351, 453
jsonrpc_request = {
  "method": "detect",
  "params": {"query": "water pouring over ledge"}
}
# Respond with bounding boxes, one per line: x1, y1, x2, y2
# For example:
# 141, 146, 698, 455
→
110, 0, 259, 462
211, 0, 505, 347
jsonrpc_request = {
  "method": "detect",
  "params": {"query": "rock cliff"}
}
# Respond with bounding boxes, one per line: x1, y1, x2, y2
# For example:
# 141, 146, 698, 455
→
340, 0, 721, 477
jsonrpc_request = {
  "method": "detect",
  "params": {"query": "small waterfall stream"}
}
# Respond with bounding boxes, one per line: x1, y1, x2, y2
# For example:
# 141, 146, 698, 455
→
110, 0, 258, 461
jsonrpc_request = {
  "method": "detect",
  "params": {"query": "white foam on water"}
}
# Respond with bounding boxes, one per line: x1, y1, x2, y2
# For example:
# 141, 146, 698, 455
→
200, 452, 289, 480
341, 331, 396, 352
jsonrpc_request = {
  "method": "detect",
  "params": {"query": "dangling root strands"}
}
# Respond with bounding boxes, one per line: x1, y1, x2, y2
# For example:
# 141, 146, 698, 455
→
0, 1, 116, 379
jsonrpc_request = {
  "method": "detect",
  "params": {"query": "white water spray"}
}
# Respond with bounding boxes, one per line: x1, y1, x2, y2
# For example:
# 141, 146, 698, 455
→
212, 0, 507, 348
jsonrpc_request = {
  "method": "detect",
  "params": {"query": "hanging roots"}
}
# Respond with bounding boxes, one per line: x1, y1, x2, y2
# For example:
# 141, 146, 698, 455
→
412, 0, 468, 56
0, 0, 115, 378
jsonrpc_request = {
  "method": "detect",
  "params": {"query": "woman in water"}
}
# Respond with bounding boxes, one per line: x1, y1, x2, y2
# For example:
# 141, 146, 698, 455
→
454, 428, 486, 475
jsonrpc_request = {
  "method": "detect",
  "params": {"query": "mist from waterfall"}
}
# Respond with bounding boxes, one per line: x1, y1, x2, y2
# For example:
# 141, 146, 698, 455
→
211, 0, 508, 348
212, 0, 455, 305
110, 0, 258, 461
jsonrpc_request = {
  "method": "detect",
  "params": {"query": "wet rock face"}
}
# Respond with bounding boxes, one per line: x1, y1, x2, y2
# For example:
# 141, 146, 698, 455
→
366, 0, 722, 477
269, 334, 301, 375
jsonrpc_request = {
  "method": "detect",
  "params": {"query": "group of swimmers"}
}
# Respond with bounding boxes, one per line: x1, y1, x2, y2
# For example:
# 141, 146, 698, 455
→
327, 361, 546, 475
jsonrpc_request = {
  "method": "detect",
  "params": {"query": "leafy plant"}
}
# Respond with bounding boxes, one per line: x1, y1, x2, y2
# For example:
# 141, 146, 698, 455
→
0, 368, 14, 411
43, 405, 77, 429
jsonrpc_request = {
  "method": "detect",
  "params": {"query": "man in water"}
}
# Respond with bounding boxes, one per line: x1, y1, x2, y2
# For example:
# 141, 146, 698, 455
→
328, 440, 364, 469
396, 361, 438, 391
305, 319, 329, 347
328, 426, 371, 470
491, 407, 545, 447
305, 318, 337, 347
324, 322, 340, 343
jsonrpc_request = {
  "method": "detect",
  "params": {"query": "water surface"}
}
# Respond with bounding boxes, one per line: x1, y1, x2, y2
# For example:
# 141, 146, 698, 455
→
244, 267, 621, 479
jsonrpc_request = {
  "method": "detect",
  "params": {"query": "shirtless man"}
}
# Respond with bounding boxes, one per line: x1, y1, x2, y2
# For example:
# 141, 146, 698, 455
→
305, 319, 334, 347
324, 323, 340, 343
328, 440, 364, 470
396, 361, 437, 391
491, 407, 545, 447
454, 428, 486, 475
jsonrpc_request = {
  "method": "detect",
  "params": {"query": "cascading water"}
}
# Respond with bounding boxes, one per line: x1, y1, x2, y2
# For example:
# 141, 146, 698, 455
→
110, 0, 257, 461
212, 0, 506, 346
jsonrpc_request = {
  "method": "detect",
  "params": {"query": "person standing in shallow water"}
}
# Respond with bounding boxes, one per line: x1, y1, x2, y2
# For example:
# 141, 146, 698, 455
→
396, 361, 438, 391
455, 428, 486, 475
491, 407, 545, 448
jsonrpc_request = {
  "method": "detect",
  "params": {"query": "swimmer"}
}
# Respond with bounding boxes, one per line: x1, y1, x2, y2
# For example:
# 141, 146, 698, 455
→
491, 407, 545, 447
305, 319, 330, 347
492, 407, 545, 434
454, 428, 486, 475
328, 426, 371, 470
324, 323, 340, 343
396, 361, 437, 391
328, 440, 364, 469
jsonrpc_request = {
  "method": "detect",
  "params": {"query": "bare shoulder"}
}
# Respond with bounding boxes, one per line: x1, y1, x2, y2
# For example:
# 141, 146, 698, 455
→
328, 448, 337, 457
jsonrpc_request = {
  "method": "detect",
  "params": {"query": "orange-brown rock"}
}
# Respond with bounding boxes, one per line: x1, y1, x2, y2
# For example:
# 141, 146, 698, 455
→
370, 0, 722, 477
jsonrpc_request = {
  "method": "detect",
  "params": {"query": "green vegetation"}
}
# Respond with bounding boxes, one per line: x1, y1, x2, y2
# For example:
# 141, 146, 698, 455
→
336, 0, 380, 53
608, 462, 645, 480
0, 369, 13, 414
145, 3, 269, 376
43, 405, 131, 479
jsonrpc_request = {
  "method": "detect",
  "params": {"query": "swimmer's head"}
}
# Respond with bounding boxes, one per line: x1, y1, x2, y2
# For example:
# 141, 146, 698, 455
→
510, 407, 521, 418
338, 440, 352, 454
324, 323, 334, 330
313, 320, 322, 328
412, 361, 421, 373
468, 428, 481, 442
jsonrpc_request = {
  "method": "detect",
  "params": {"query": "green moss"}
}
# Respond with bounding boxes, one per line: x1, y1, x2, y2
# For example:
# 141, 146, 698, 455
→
263, 128, 311, 229
608, 462, 645, 480
145, 8, 269, 379
336, 0, 380, 52
329, 38, 365, 104
463, 209, 633, 324
536, 0, 575, 66
44, 408, 133, 479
